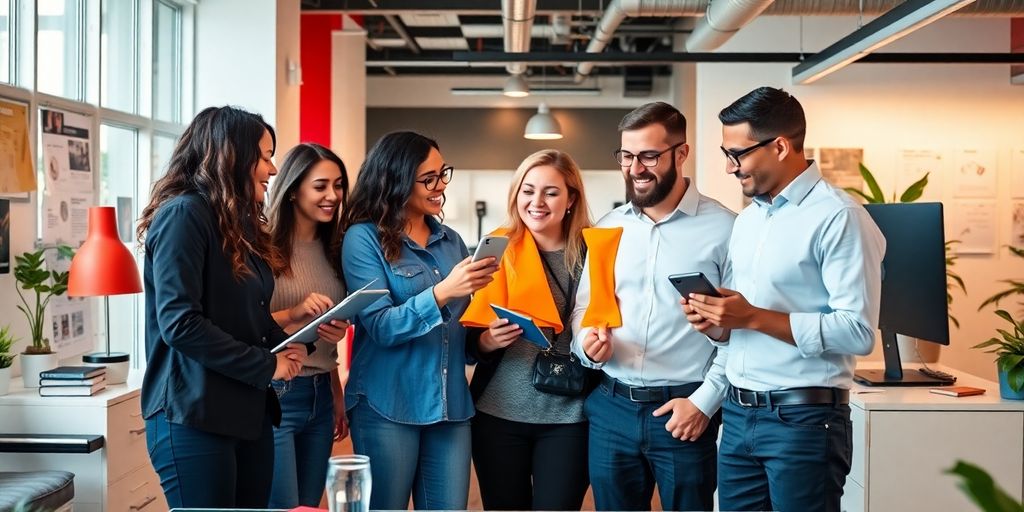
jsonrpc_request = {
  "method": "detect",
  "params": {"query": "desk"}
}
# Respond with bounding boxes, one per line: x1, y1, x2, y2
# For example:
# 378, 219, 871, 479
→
843, 363, 1024, 512
0, 380, 169, 512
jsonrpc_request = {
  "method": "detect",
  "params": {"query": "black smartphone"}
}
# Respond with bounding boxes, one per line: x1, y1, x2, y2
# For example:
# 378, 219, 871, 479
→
668, 272, 722, 298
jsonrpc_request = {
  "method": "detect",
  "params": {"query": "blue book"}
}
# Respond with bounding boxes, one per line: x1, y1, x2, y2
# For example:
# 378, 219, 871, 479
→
489, 304, 553, 350
38, 366, 106, 380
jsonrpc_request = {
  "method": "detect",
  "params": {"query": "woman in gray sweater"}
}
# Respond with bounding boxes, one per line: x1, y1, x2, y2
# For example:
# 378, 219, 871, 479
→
264, 143, 351, 508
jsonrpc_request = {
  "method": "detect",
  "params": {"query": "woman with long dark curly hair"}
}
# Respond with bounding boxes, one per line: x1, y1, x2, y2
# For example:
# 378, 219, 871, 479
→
263, 143, 351, 508
341, 131, 497, 510
137, 106, 306, 508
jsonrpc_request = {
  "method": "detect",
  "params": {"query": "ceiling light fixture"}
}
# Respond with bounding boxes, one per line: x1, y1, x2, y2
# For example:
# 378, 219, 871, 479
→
524, 102, 563, 140
503, 74, 530, 97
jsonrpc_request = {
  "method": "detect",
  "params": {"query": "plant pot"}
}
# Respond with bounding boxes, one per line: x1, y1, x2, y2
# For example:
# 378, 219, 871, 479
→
896, 334, 940, 363
0, 367, 10, 395
20, 352, 60, 388
998, 369, 1024, 400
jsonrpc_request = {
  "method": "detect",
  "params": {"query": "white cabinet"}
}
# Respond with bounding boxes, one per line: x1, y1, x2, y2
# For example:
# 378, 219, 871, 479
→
844, 365, 1024, 512
0, 382, 168, 512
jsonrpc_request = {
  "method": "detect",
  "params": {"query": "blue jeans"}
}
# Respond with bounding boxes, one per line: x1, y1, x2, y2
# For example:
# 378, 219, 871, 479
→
269, 374, 336, 508
584, 380, 719, 511
145, 411, 274, 508
348, 399, 471, 510
718, 395, 853, 512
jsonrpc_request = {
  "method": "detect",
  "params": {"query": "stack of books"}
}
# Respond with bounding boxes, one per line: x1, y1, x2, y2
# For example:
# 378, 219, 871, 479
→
38, 366, 107, 396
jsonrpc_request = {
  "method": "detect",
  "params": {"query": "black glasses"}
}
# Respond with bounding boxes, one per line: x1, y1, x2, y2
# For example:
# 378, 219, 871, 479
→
720, 138, 776, 168
613, 141, 686, 168
415, 165, 454, 191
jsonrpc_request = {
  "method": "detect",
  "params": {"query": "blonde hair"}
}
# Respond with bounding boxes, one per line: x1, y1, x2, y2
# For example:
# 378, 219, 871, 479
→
503, 149, 593, 272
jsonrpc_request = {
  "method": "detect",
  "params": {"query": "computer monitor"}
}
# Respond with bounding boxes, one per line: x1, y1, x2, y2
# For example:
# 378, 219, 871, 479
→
853, 202, 952, 386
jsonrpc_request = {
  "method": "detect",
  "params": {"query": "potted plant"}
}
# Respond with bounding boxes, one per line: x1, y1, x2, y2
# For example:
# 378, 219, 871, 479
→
946, 460, 1023, 511
0, 325, 15, 395
844, 163, 966, 361
13, 245, 73, 388
972, 310, 1024, 400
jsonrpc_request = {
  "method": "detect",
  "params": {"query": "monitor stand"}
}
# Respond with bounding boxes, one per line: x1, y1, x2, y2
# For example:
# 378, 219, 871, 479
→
853, 330, 955, 386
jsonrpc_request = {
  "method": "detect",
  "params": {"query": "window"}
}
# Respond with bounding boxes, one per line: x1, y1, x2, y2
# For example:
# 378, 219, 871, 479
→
101, 0, 138, 113
37, 0, 84, 99
153, 0, 180, 122
0, 0, 11, 83
152, 132, 176, 179
99, 123, 139, 356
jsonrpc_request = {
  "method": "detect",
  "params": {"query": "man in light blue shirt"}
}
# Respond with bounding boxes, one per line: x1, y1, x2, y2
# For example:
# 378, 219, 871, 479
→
686, 87, 885, 512
570, 102, 734, 511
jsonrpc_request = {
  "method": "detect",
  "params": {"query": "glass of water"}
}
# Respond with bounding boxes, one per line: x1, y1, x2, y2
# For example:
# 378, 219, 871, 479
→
326, 454, 372, 512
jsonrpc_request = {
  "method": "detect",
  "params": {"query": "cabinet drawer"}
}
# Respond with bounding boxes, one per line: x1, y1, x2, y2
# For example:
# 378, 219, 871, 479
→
107, 467, 167, 512
107, 396, 150, 482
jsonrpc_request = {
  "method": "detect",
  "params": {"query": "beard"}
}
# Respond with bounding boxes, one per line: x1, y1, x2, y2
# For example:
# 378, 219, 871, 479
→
735, 169, 768, 198
626, 157, 678, 208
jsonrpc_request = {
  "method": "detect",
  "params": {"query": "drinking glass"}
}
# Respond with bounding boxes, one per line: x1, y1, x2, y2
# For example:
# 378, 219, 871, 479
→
326, 454, 372, 512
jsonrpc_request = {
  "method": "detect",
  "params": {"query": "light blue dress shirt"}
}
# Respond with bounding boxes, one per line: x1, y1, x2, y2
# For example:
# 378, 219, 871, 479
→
571, 178, 736, 416
341, 217, 473, 424
722, 162, 886, 391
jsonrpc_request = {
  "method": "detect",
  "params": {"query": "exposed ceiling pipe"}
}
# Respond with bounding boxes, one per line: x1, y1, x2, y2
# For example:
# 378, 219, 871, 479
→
503, 0, 537, 75
686, 0, 775, 52
384, 14, 421, 54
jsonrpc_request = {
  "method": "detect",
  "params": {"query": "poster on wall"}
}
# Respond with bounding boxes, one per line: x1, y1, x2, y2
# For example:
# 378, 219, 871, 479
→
949, 199, 997, 254
1012, 201, 1024, 247
953, 148, 997, 198
0, 199, 9, 274
819, 148, 864, 191
897, 149, 943, 202
1012, 147, 1024, 199
0, 98, 36, 197
40, 107, 95, 358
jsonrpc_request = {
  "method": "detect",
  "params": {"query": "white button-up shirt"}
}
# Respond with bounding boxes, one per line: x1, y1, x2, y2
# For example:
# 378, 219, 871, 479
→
723, 162, 886, 391
571, 178, 736, 415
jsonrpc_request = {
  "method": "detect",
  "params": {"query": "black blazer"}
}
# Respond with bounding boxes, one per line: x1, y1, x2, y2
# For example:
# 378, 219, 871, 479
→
141, 193, 287, 440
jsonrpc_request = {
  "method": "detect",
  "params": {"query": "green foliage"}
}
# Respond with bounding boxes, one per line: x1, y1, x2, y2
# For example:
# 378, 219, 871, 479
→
946, 460, 1024, 512
0, 324, 16, 369
972, 310, 1024, 392
979, 246, 1024, 311
13, 245, 74, 354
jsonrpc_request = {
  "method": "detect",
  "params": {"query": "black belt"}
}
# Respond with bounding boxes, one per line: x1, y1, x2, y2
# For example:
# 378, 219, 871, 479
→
603, 375, 701, 403
730, 386, 849, 408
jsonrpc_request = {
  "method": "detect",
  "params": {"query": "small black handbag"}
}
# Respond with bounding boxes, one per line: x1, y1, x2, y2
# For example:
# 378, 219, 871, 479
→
531, 251, 590, 396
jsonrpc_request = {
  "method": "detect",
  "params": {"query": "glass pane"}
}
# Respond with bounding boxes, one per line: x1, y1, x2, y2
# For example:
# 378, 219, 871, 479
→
153, 0, 180, 123
0, 0, 10, 83
99, 124, 139, 357
38, 0, 82, 98
152, 133, 175, 180
101, 0, 137, 112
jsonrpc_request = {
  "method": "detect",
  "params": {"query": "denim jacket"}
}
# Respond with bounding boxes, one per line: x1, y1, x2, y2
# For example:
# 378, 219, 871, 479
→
341, 217, 473, 424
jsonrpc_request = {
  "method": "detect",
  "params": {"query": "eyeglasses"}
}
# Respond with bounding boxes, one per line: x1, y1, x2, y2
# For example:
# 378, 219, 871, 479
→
613, 141, 686, 168
415, 165, 454, 191
720, 138, 776, 169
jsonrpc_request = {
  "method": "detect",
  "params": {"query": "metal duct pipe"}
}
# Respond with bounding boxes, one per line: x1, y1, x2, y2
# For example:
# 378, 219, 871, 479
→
685, 0, 775, 51
503, 0, 537, 75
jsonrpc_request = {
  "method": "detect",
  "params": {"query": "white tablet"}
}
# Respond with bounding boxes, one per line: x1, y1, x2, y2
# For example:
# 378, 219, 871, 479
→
271, 285, 389, 353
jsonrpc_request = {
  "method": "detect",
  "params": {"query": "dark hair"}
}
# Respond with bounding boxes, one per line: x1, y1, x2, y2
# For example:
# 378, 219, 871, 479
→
266, 143, 349, 278
341, 131, 440, 263
137, 106, 281, 280
718, 86, 806, 151
618, 101, 686, 142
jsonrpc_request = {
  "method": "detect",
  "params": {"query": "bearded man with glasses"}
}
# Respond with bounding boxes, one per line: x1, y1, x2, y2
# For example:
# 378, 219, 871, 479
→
570, 101, 735, 511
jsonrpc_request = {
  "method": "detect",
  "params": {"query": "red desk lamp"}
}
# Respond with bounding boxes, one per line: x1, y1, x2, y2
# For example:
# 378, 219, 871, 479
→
68, 206, 143, 384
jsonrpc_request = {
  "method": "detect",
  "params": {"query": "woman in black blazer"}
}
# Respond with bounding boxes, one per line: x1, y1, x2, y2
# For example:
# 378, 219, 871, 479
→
137, 106, 307, 508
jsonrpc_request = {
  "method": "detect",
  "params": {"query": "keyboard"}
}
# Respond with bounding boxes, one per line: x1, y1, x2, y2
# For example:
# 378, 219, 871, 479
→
918, 367, 957, 383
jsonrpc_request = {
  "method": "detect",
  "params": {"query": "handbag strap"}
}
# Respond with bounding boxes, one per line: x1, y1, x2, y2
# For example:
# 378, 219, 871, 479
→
538, 249, 580, 355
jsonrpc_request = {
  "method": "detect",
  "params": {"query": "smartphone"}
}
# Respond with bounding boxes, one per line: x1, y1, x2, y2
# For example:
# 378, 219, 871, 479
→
668, 272, 722, 298
472, 235, 509, 263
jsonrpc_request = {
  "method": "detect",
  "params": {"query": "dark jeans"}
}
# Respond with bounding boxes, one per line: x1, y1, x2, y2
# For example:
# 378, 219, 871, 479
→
145, 410, 275, 508
269, 373, 336, 508
471, 411, 590, 511
718, 395, 853, 512
584, 380, 719, 511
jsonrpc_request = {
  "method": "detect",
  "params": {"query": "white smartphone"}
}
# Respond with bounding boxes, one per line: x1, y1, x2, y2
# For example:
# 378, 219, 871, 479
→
472, 235, 509, 263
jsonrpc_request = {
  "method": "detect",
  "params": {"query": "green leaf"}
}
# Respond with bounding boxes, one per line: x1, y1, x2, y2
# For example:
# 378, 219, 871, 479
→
973, 338, 1003, 350
995, 310, 1016, 325
950, 314, 960, 329
1008, 246, 1024, 259
948, 272, 966, 294
999, 355, 1024, 373
844, 187, 877, 203
899, 172, 929, 202
945, 460, 1024, 512
859, 163, 886, 203
1010, 367, 1024, 393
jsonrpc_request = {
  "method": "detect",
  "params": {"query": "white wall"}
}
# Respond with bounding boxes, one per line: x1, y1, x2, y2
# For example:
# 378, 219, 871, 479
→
691, 16, 1024, 380
275, 0, 302, 154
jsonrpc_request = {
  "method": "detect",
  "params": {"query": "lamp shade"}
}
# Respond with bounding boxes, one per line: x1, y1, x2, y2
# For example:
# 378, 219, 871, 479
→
502, 74, 530, 97
68, 206, 143, 297
524, 102, 563, 140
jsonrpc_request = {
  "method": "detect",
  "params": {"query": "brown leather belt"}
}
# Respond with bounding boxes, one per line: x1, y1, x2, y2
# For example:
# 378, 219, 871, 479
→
730, 386, 849, 408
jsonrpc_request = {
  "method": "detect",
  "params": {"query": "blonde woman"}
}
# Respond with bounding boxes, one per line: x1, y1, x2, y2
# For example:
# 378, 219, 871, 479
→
461, 149, 594, 510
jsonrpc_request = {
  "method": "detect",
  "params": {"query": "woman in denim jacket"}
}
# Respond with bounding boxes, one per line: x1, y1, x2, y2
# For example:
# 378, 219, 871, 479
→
340, 131, 498, 510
